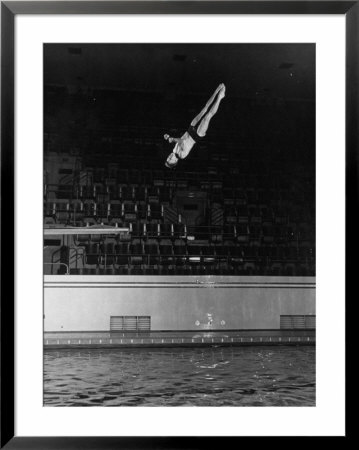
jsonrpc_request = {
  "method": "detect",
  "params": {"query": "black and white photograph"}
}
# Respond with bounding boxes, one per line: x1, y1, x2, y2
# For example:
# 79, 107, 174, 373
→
43, 43, 316, 407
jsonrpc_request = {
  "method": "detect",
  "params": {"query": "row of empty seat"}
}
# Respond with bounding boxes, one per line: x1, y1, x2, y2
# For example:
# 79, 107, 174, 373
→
68, 264, 314, 276
46, 181, 312, 203
45, 118, 315, 277
45, 201, 313, 228
80, 241, 315, 264
47, 221, 313, 245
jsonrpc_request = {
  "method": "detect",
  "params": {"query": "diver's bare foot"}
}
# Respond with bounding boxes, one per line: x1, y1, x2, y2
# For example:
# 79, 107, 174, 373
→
218, 85, 226, 98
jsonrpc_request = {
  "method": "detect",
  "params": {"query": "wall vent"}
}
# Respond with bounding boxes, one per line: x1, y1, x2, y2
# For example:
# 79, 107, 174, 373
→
280, 315, 315, 329
110, 316, 151, 332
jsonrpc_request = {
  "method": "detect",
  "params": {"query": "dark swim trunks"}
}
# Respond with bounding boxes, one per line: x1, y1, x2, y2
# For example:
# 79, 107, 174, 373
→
187, 125, 205, 143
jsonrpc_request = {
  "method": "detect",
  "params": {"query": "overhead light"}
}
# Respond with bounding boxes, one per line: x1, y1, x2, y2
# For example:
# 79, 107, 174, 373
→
68, 47, 82, 55
279, 62, 294, 69
173, 54, 186, 62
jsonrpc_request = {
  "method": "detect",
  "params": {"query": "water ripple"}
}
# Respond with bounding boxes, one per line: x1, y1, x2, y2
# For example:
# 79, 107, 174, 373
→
44, 346, 315, 406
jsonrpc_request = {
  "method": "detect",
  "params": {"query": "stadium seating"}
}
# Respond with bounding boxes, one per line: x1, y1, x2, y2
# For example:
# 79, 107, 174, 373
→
44, 89, 315, 276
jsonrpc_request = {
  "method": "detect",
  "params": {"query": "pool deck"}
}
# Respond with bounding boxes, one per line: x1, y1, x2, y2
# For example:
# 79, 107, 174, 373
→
44, 330, 315, 349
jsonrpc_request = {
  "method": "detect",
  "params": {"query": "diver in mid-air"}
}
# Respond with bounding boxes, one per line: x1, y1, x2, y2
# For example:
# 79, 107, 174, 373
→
164, 83, 226, 168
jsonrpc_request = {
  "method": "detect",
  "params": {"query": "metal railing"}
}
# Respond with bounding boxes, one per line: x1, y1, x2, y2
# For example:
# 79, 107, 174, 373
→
44, 262, 69, 275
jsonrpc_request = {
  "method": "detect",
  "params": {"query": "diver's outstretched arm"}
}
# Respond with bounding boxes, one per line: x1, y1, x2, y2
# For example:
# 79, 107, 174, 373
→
164, 134, 181, 144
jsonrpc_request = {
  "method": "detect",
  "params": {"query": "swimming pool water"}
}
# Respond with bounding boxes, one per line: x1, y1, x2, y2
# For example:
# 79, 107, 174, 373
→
44, 346, 315, 406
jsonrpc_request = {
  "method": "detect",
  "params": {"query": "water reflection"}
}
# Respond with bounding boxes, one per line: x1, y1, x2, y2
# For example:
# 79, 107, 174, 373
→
44, 346, 315, 406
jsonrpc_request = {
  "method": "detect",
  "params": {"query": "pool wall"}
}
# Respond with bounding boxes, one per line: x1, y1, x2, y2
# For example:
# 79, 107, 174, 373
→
44, 275, 315, 333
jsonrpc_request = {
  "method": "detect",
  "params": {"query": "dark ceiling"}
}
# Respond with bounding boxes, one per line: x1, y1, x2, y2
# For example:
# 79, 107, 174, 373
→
44, 43, 315, 101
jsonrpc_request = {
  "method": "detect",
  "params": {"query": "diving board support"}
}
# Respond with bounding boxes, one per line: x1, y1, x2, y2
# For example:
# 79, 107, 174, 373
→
44, 227, 130, 235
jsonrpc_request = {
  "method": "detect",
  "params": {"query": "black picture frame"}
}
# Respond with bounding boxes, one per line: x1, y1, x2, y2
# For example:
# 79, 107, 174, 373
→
1, 1, 353, 447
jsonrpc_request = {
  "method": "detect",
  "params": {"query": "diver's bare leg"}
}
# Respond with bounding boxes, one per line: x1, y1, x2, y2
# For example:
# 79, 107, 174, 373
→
190, 84, 224, 127
196, 86, 225, 137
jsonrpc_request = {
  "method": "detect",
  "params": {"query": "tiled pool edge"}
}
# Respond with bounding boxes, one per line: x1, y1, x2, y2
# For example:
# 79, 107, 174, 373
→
44, 332, 315, 349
